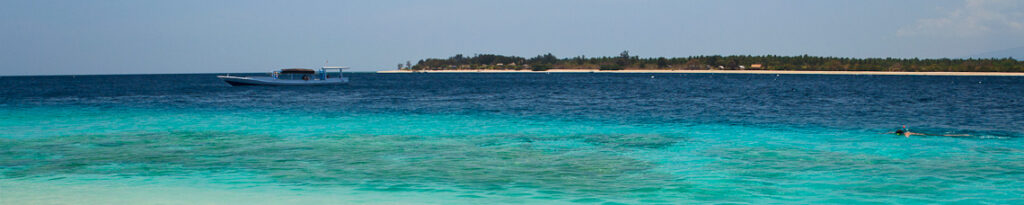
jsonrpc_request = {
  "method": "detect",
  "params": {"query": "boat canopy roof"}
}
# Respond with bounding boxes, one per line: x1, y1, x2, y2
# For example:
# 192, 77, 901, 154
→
280, 68, 315, 74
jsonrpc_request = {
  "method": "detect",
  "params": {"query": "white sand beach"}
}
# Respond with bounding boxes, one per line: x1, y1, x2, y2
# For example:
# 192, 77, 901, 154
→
377, 69, 1024, 76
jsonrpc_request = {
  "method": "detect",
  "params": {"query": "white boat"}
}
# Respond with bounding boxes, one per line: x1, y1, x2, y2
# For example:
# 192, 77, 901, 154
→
218, 66, 349, 86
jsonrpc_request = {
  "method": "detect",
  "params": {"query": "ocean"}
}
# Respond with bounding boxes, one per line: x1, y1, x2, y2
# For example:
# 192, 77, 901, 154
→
1, 73, 1023, 204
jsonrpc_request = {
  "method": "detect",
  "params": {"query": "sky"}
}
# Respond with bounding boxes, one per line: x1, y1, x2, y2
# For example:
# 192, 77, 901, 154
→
1, 0, 1022, 75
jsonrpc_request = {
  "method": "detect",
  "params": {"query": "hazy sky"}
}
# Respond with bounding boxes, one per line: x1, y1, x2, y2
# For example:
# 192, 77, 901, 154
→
2, 0, 1022, 75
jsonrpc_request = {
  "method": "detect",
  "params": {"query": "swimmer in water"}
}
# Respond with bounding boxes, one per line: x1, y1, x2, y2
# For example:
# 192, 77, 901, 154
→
885, 125, 918, 137
884, 125, 971, 138
891, 128, 920, 137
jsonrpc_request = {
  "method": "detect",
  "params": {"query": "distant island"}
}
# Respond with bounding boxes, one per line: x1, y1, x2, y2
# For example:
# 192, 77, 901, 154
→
392, 51, 1023, 73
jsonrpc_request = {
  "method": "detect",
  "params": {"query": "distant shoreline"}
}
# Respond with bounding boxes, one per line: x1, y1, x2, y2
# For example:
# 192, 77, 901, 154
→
377, 69, 1024, 76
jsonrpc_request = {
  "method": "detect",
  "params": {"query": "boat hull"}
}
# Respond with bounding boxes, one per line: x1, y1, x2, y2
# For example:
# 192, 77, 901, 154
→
218, 76, 349, 86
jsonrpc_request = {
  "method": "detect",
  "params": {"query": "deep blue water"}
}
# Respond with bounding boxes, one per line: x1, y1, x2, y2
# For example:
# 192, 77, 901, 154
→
2, 73, 1023, 204
5, 73, 1023, 134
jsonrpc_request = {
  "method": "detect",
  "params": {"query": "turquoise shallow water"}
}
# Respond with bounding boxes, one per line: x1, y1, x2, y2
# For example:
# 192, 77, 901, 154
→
2, 73, 1024, 204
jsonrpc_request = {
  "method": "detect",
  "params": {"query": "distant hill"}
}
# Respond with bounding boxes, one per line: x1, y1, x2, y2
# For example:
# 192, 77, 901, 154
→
971, 46, 1024, 60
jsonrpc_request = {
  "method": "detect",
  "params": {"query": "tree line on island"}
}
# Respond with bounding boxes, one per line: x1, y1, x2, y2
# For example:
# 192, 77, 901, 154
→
400, 51, 1023, 72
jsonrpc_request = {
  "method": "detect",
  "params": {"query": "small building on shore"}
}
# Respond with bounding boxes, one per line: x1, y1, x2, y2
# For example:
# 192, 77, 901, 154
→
750, 64, 763, 69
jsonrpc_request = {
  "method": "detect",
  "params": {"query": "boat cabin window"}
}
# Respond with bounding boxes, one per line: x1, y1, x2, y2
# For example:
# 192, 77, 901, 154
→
276, 73, 313, 80
271, 68, 342, 80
